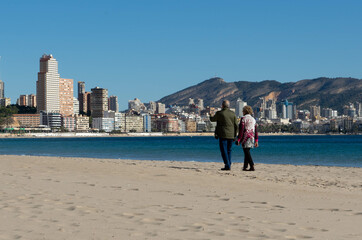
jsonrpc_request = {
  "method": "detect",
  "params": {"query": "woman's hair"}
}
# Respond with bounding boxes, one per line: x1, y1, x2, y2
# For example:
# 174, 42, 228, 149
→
243, 105, 253, 115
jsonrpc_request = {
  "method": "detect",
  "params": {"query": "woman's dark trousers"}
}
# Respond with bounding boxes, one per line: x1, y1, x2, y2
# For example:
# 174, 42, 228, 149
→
242, 148, 254, 169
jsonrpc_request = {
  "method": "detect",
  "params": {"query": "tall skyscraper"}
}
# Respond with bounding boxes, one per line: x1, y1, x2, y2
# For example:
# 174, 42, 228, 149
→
59, 78, 74, 116
235, 98, 247, 118
91, 87, 108, 118
78, 81, 86, 113
36, 54, 60, 113
109, 96, 119, 112
78, 81, 85, 99
278, 99, 294, 119
0, 80, 4, 99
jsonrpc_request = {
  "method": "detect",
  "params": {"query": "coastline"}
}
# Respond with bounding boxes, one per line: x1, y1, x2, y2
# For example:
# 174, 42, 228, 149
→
1, 155, 361, 239
0, 132, 348, 138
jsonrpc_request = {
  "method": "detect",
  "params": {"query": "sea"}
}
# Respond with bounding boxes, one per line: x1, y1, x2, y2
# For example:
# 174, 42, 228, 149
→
0, 135, 361, 168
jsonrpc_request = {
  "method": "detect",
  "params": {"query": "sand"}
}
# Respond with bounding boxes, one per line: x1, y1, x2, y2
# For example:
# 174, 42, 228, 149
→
0, 155, 361, 240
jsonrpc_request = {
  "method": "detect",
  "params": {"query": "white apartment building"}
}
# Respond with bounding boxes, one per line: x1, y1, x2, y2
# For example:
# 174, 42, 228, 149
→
125, 115, 143, 132
92, 117, 115, 132
103, 110, 125, 131
62, 116, 75, 131
37, 54, 60, 113
75, 115, 90, 131
73, 97, 79, 115
236, 98, 247, 118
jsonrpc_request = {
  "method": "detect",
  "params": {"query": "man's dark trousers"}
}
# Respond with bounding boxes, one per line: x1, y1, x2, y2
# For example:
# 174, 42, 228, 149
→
219, 138, 233, 169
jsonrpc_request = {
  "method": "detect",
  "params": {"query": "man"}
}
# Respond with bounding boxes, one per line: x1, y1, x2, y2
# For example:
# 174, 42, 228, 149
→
210, 100, 238, 171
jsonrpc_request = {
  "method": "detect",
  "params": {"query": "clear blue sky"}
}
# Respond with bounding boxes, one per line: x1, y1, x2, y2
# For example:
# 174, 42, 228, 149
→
1, 0, 362, 110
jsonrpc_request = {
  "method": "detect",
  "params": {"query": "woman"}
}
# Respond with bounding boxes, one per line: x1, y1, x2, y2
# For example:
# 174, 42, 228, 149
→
236, 105, 258, 171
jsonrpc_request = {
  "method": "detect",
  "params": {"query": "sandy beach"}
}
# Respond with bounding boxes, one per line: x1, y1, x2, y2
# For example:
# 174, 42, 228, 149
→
1, 155, 361, 240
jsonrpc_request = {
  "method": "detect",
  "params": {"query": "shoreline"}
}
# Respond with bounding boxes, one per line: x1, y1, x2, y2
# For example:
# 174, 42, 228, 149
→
1, 155, 361, 239
1, 153, 361, 169
0, 132, 355, 138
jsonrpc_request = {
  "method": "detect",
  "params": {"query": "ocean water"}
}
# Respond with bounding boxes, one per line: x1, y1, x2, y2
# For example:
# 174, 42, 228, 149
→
0, 135, 361, 167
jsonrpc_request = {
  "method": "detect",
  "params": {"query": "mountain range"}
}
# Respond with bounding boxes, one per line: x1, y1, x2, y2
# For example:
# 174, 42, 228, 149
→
158, 77, 362, 112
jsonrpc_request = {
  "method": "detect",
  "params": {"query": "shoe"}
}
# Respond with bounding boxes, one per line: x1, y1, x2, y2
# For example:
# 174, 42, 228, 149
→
242, 168, 248, 171
220, 167, 230, 171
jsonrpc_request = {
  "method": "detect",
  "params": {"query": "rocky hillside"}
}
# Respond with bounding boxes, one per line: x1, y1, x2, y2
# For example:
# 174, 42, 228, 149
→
158, 77, 362, 111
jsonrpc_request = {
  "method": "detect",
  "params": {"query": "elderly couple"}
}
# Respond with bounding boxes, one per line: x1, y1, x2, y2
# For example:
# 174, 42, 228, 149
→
210, 100, 258, 171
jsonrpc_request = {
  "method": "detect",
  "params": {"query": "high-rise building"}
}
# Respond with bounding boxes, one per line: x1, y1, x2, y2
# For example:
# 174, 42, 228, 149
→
29, 94, 36, 107
59, 78, 74, 116
17, 94, 36, 107
78, 81, 86, 113
78, 81, 85, 99
235, 98, 247, 118
156, 102, 166, 114
0, 80, 4, 98
75, 115, 90, 131
278, 99, 294, 119
128, 98, 145, 112
109, 96, 119, 112
73, 97, 79, 115
18, 95, 28, 106
197, 99, 204, 110
36, 54, 60, 113
90, 87, 108, 118
85, 92, 91, 115
356, 102, 362, 117
149, 101, 157, 113
310, 105, 321, 119
0, 98, 11, 107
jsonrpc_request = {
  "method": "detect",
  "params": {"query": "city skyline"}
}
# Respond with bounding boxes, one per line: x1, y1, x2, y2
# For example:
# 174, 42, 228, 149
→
1, 1, 362, 109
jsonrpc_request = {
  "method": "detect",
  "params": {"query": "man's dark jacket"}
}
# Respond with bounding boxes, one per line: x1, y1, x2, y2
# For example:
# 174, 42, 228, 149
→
210, 107, 238, 139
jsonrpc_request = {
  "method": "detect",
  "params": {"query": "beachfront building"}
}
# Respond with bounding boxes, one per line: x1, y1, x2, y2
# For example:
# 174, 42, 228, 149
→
59, 78, 74, 117
153, 114, 178, 132
40, 111, 61, 129
92, 117, 114, 132
62, 116, 75, 131
124, 115, 143, 132
75, 115, 90, 131
143, 114, 152, 132
91, 87, 108, 118
37, 54, 60, 113
13, 114, 40, 127
196, 121, 207, 132
185, 119, 197, 132
109, 96, 119, 113
103, 110, 125, 131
